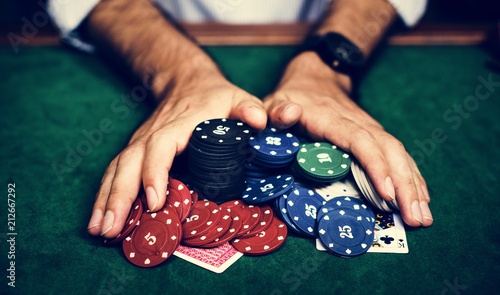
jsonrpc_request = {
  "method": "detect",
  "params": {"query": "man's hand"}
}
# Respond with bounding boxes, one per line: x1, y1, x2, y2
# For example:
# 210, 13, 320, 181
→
84, 0, 265, 237
88, 75, 267, 237
264, 52, 433, 227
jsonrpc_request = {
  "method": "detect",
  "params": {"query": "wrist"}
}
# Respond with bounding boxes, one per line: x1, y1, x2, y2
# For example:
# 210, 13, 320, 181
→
281, 51, 352, 94
152, 51, 225, 99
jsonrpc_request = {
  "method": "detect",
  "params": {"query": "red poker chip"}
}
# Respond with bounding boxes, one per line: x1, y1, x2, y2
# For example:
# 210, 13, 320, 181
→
104, 197, 143, 246
238, 204, 274, 239
163, 188, 184, 220
182, 207, 232, 247
122, 209, 181, 267
182, 200, 221, 240
168, 178, 192, 222
188, 189, 199, 215
190, 189, 199, 206
220, 200, 261, 236
231, 216, 288, 256
202, 208, 243, 248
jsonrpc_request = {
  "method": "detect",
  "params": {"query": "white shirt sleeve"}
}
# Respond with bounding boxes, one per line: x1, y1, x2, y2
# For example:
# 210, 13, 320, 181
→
47, 0, 427, 52
386, 0, 428, 27
47, 0, 101, 52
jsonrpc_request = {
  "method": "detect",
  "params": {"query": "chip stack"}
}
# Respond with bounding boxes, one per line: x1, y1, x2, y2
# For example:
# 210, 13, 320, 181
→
246, 128, 300, 182
293, 142, 351, 183
241, 174, 294, 204
188, 118, 252, 202
273, 184, 326, 237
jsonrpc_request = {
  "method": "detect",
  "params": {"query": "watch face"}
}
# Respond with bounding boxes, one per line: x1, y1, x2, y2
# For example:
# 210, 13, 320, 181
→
324, 35, 364, 66
305, 33, 364, 75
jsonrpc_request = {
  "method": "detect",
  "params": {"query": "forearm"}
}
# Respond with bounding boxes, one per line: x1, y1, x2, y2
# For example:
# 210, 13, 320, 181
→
85, 0, 221, 100
316, 0, 397, 57
282, 0, 397, 94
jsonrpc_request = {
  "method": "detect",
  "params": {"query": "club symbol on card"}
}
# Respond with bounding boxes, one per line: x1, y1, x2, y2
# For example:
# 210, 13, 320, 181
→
380, 235, 395, 245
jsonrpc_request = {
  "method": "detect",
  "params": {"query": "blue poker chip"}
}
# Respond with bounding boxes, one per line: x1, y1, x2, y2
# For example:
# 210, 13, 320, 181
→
241, 174, 294, 204
317, 196, 375, 225
274, 193, 303, 235
317, 209, 375, 257
249, 128, 300, 159
285, 185, 325, 237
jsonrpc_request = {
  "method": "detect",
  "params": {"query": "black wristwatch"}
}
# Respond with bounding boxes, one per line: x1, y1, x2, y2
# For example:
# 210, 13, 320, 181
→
301, 32, 365, 77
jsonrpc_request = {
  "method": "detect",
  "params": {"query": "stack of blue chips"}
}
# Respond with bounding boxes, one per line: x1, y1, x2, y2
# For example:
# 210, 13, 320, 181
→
245, 128, 300, 183
273, 183, 326, 237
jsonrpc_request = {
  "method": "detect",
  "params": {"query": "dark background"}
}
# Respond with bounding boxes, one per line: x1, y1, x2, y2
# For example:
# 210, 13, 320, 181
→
0, 0, 499, 34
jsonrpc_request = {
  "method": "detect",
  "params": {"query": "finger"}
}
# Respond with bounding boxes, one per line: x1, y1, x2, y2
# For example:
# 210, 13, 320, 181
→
263, 94, 303, 129
232, 93, 268, 130
406, 155, 433, 226
378, 138, 423, 227
142, 121, 194, 212
317, 117, 395, 203
101, 144, 145, 238
407, 155, 430, 202
87, 158, 118, 236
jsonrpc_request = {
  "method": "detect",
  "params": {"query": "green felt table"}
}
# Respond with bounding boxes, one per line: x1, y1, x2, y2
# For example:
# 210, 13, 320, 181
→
1, 44, 499, 295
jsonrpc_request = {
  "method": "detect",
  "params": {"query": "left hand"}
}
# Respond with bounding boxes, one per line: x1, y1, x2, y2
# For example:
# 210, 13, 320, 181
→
263, 52, 433, 227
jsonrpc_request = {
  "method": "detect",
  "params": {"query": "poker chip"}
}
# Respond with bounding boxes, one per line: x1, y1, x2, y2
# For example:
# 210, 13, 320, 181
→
182, 200, 221, 240
182, 207, 232, 247
231, 216, 288, 255
189, 189, 199, 207
167, 179, 194, 222
285, 185, 325, 237
273, 193, 303, 235
188, 118, 252, 202
241, 174, 294, 204
249, 127, 300, 158
163, 186, 184, 220
220, 200, 262, 236
244, 128, 298, 180
295, 142, 351, 183
202, 207, 243, 248
191, 118, 251, 146
238, 205, 274, 238
317, 196, 375, 225
122, 209, 181, 267
317, 208, 374, 257
104, 197, 143, 246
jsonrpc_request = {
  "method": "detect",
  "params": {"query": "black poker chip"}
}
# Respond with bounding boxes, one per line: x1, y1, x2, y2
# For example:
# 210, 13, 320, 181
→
188, 118, 253, 202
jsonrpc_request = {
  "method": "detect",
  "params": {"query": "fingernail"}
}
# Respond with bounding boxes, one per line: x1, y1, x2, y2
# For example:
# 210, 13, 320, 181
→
411, 200, 423, 224
384, 177, 396, 200
87, 208, 103, 230
421, 184, 430, 201
420, 201, 433, 221
146, 186, 159, 212
101, 210, 114, 236
279, 103, 294, 117
251, 105, 266, 115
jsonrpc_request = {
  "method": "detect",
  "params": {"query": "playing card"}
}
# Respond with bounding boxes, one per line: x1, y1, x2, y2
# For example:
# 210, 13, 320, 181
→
313, 175, 361, 201
368, 211, 408, 253
174, 243, 243, 273
315, 211, 408, 254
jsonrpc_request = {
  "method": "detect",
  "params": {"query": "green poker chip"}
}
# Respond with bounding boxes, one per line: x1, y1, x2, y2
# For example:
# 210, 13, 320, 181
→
295, 142, 351, 182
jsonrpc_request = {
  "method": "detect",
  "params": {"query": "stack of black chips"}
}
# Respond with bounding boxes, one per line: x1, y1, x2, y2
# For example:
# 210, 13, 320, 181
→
188, 118, 252, 202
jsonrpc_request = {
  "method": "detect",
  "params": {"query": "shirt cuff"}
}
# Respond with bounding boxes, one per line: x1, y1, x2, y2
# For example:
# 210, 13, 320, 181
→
47, 0, 101, 53
386, 0, 427, 27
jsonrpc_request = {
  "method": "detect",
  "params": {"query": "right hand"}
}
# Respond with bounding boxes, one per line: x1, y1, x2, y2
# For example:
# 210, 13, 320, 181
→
87, 75, 267, 238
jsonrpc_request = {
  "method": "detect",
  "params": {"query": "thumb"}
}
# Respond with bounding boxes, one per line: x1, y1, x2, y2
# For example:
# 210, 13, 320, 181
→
263, 94, 303, 129
231, 93, 267, 130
